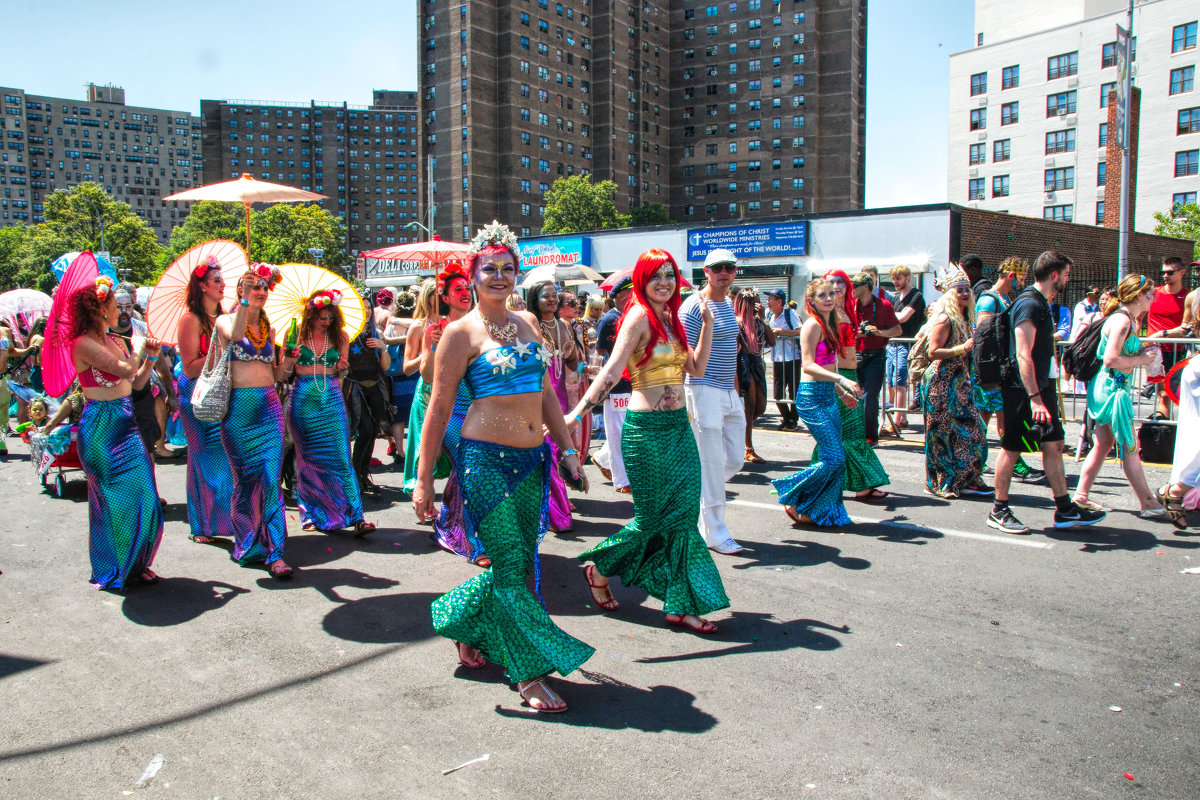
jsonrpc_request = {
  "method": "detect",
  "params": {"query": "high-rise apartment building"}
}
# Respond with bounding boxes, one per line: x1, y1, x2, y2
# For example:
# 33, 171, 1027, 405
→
0, 84, 202, 242
201, 91, 422, 254
948, 0, 1199, 232
420, 0, 866, 241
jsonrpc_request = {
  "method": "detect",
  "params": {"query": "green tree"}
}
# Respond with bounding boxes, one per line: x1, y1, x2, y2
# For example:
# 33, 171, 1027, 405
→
0, 225, 29, 291
13, 225, 76, 293
627, 203, 672, 227
1154, 202, 1200, 260
541, 175, 629, 234
158, 201, 246, 268
248, 204, 351, 268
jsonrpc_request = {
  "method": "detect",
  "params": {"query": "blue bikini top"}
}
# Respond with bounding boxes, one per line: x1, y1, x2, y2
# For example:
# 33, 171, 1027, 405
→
464, 340, 547, 399
230, 336, 275, 364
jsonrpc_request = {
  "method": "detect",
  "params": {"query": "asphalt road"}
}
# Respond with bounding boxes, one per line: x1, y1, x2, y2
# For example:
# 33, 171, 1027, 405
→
0, 416, 1197, 799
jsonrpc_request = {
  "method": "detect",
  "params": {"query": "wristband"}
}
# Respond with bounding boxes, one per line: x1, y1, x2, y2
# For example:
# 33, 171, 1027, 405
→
573, 413, 583, 422
145, 356, 159, 362
564, 448, 579, 457
240, 299, 249, 307
1029, 391, 1041, 400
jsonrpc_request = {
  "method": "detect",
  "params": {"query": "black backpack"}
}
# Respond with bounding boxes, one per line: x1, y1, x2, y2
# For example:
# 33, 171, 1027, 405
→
1061, 309, 1129, 384
972, 291, 1011, 390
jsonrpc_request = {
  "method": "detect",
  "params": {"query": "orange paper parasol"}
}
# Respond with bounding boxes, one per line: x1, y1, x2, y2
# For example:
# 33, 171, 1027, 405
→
263, 263, 367, 346
162, 174, 327, 251
147, 240, 248, 345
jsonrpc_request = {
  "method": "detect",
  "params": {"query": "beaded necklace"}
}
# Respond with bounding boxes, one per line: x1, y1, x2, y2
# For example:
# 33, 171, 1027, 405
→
244, 313, 269, 349
307, 330, 330, 392
540, 318, 564, 380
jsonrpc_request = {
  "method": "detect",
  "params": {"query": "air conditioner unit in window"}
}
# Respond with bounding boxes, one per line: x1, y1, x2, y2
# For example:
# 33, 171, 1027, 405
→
1045, 157, 1055, 167
1067, 77, 1078, 88
1057, 108, 1068, 116
968, 168, 979, 177
1044, 190, 1056, 200
975, 96, 987, 107
976, 131, 988, 141
1064, 115, 1076, 126
973, 192, 985, 200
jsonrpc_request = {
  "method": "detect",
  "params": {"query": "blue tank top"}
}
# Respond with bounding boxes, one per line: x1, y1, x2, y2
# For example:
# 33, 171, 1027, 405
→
464, 340, 547, 399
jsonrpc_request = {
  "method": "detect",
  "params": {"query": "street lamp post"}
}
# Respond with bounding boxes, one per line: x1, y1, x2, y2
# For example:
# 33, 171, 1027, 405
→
308, 247, 325, 267
405, 221, 432, 239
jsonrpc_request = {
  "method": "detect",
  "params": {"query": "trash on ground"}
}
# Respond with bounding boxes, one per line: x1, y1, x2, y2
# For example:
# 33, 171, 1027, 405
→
1108, 705, 1122, 712
136, 754, 164, 787
442, 754, 490, 775
1181, 567, 1200, 574
1123, 773, 1135, 780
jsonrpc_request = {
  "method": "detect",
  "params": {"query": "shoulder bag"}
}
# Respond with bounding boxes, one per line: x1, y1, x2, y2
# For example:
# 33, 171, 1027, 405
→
191, 340, 233, 422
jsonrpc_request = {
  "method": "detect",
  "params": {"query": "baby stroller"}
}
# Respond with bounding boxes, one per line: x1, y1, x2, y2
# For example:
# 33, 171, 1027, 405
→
23, 424, 83, 498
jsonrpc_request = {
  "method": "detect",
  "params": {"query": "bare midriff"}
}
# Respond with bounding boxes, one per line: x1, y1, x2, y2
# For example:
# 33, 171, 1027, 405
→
461, 392, 548, 449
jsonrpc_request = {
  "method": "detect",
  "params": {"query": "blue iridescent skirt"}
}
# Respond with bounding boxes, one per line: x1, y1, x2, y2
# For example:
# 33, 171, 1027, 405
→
286, 375, 364, 531
178, 373, 236, 540
221, 387, 288, 564
771, 381, 852, 527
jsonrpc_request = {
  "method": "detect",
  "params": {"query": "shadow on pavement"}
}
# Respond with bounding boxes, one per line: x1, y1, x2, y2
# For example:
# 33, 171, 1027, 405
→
843, 515, 948, 544
322, 590, 440, 644
1043, 525, 1179, 553
733, 538, 871, 570
535, 552, 653, 617
634, 612, 850, 664
255, 567, 400, 603
122, 577, 249, 626
0, 653, 55, 680
491, 669, 718, 732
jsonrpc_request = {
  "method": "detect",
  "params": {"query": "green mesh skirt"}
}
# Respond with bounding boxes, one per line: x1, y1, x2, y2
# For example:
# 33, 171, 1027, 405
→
578, 408, 730, 617
431, 438, 594, 683
403, 378, 451, 493
813, 367, 889, 493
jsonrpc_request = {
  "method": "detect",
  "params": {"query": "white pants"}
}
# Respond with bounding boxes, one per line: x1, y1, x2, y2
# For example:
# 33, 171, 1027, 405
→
685, 383, 745, 546
592, 393, 630, 489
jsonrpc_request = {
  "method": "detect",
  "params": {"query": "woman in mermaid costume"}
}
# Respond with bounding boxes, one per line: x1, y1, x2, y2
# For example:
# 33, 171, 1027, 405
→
526, 278, 577, 532
772, 279, 865, 527
282, 289, 376, 536
566, 248, 729, 635
414, 221, 592, 714
63, 276, 165, 589
401, 279, 449, 491
214, 264, 294, 580
175, 256, 235, 543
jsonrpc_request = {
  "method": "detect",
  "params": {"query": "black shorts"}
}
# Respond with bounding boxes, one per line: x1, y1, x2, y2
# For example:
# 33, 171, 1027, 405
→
1000, 382, 1064, 452
1161, 344, 1185, 375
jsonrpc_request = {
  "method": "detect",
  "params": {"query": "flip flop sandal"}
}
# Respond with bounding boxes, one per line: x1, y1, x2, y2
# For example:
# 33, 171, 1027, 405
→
354, 520, 377, 537
665, 614, 718, 634
855, 489, 889, 501
455, 641, 487, 669
584, 564, 619, 611
519, 678, 567, 713
1156, 485, 1188, 530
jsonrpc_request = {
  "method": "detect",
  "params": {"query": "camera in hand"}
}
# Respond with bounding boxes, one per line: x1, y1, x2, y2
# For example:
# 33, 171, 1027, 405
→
1024, 420, 1051, 441
858, 320, 872, 336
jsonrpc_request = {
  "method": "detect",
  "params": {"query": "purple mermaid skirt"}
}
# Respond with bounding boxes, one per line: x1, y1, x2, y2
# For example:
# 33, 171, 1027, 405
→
286, 376, 364, 531
221, 387, 288, 564
178, 373, 235, 540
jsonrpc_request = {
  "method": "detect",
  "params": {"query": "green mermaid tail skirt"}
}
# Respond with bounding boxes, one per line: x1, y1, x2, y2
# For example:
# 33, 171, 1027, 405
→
578, 408, 730, 617
403, 377, 451, 493
431, 438, 594, 683
813, 368, 889, 492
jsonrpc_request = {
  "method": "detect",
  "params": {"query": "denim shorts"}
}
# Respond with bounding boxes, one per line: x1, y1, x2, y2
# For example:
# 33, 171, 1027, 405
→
885, 341, 910, 387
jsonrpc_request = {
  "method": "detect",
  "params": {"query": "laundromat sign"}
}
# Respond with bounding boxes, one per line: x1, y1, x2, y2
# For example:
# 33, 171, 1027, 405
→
687, 221, 809, 260
519, 236, 592, 269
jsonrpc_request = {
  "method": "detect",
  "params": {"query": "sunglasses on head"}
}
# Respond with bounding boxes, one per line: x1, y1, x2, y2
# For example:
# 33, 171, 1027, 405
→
709, 263, 737, 274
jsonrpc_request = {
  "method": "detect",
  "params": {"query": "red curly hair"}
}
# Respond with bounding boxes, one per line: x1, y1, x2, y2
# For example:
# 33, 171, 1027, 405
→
67, 285, 113, 341
619, 248, 689, 367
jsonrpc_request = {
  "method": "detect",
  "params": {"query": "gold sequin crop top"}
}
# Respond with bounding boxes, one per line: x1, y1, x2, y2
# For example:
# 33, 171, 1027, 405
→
629, 336, 687, 390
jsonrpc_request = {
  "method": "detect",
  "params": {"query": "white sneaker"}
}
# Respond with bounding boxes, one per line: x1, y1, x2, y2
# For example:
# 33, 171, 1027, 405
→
710, 538, 745, 555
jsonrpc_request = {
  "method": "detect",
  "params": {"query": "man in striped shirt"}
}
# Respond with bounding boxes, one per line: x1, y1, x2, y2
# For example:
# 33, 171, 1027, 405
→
682, 248, 747, 555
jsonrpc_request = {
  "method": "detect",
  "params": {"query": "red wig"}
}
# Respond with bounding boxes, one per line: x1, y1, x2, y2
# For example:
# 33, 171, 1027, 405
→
825, 269, 858, 327
805, 279, 844, 359
619, 248, 689, 367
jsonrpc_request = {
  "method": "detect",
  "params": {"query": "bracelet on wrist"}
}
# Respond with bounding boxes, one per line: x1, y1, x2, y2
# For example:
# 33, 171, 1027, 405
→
240, 299, 249, 307
145, 356, 159, 362
573, 412, 583, 422
564, 448, 579, 457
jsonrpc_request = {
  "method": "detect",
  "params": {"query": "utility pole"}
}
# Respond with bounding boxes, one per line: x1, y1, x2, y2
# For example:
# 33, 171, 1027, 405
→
1116, 0, 1134, 281
427, 153, 436, 237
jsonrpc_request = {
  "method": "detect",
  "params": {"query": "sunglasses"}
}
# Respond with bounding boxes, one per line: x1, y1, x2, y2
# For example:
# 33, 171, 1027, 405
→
562, 299, 579, 308
248, 279, 270, 290
709, 263, 737, 274
1163, 269, 1184, 277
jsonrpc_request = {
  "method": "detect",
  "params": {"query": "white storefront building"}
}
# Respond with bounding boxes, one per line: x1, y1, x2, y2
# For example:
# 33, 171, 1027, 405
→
948, 0, 1198, 232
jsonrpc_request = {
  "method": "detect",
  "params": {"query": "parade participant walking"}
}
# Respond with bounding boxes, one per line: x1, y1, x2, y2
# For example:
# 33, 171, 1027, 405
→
415, 222, 593, 714
682, 248, 746, 554
283, 290, 376, 535
528, 279, 577, 531
557, 289, 592, 458
850, 271, 900, 444
175, 256, 235, 543
734, 288, 774, 463
921, 268, 991, 499
215, 264, 293, 579
110, 289, 173, 453
773, 280, 864, 527
1072, 275, 1166, 518
1146, 257, 1193, 418
68, 276, 165, 589
402, 279, 449, 492
885, 265, 925, 431
382, 290, 418, 469
816, 270, 889, 499
1160, 355, 1200, 530
343, 295, 390, 496
987, 251, 1105, 534
568, 248, 727, 634
766, 289, 802, 430
592, 274, 634, 492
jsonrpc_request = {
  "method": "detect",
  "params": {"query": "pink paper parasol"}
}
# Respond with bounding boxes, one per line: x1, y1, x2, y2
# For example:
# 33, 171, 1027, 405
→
43, 252, 103, 397
147, 239, 247, 345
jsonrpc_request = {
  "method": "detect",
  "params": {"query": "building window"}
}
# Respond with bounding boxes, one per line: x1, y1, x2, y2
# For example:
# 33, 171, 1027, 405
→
1100, 81, 1117, 107
1173, 21, 1197, 53
1180, 107, 1200, 134
1174, 192, 1198, 210
968, 178, 985, 200
992, 175, 1009, 197
1046, 91, 1077, 116
969, 108, 986, 131
1097, 162, 1107, 186
993, 139, 1011, 161
1044, 205, 1074, 222
1101, 41, 1117, 68
1096, 202, 1106, 224
1045, 167, 1074, 191
1047, 51, 1078, 80
1000, 101, 1019, 125
1099, 122, 1109, 148
1045, 129, 1076, 154
1170, 67, 1195, 96
969, 143, 986, 165
970, 72, 987, 95
1177, 150, 1199, 177
1002, 65, 1019, 89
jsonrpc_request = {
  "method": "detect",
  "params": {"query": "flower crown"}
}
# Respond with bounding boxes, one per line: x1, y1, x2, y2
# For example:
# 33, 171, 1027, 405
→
95, 275, 114, 301
193, 254, 219, 279
933, 263, 970, 293
468, 220, 519, 256
437, 263, 469, 296
249, 262, 284, 290
307, 289, 342, 309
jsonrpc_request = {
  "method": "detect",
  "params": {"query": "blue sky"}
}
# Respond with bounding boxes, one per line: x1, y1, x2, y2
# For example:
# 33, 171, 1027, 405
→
7, 0, 973, 208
